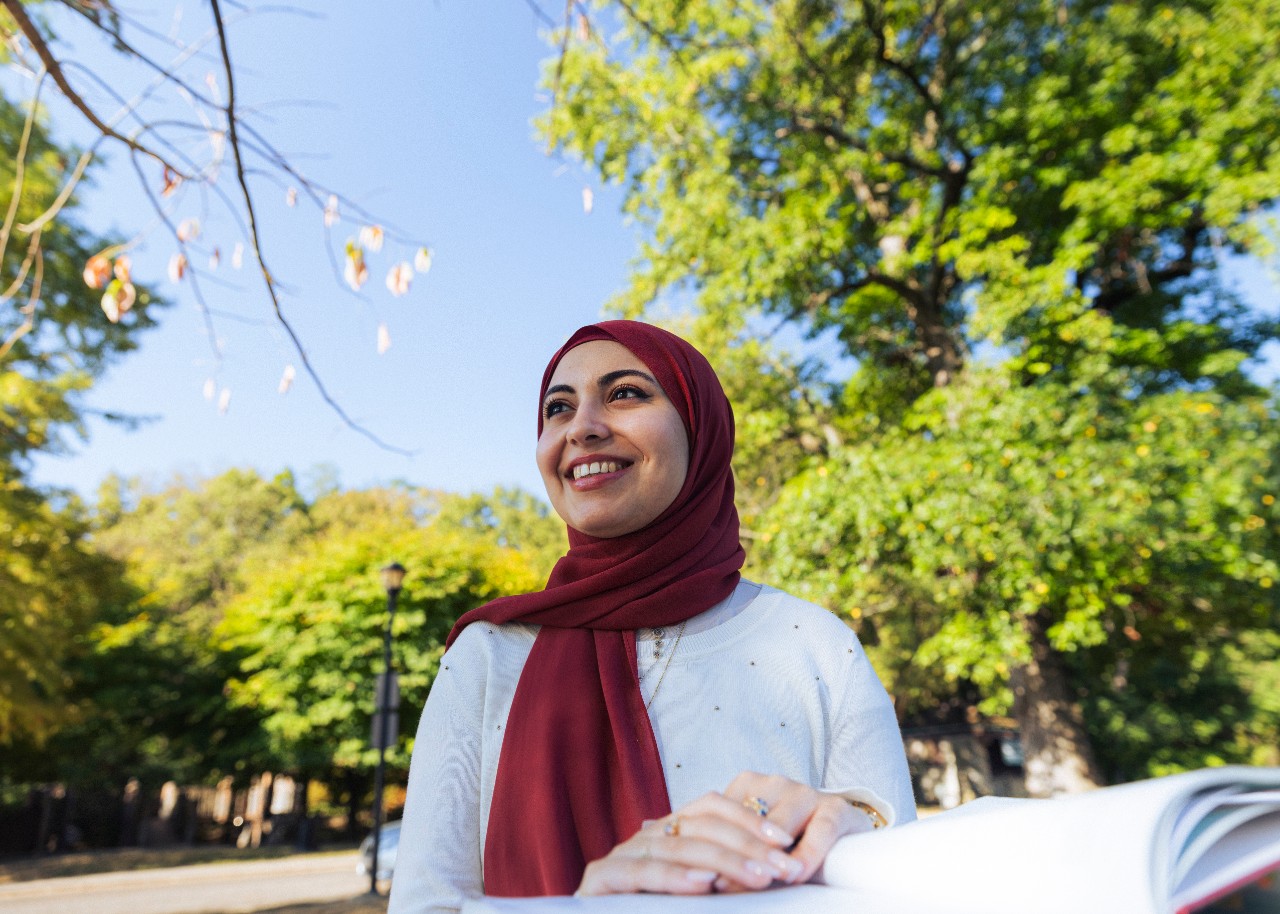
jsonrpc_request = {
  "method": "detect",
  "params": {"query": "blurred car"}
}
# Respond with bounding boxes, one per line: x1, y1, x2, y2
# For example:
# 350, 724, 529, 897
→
357, 819, 401, 881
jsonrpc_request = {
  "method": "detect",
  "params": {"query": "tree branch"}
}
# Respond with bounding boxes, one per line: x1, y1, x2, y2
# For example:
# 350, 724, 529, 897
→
207, 0, 414, 457
1, 0, 178, 172
0, 65, 43, 272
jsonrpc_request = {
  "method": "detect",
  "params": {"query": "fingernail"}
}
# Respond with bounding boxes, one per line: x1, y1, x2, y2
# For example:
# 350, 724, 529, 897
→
761, 821, 790, 845
685, 869, 718, 883
745, 860, 773, 882
713, 876, 732, 893
768, 850, 804, 882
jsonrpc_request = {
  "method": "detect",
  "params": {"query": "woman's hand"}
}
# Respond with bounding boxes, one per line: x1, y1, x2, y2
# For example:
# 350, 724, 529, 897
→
576, 772, 879, 897
722, 772, 877, 889
575, 790, 803, 897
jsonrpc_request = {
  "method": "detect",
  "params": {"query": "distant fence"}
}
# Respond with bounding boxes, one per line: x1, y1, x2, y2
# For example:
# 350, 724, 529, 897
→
0, 773, 320, 857
3, 727, 1026, 855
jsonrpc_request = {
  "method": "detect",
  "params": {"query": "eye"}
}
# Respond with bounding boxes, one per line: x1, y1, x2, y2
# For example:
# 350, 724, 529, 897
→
610, 384, 650, 402
543, 398, 571, 420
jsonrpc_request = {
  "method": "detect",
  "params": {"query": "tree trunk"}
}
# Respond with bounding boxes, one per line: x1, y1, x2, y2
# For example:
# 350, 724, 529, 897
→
1010, 612, 1105, 797
911, 296, 964, 388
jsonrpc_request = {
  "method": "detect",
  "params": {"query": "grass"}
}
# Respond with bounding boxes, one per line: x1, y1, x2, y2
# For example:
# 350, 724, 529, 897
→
0, 844, 357, 884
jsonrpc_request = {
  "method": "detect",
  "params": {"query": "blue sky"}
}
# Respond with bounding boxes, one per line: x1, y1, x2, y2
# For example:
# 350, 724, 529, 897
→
26, 2, 634, 500
17, 3, 1280, 504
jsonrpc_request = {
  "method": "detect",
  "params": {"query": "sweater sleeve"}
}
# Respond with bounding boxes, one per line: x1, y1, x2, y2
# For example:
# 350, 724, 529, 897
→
387, 634, 486, 914
821, 628, 918, 826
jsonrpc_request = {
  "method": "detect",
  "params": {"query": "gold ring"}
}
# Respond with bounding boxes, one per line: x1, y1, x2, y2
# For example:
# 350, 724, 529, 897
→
663, 815, 681, 837
744, 796, 770, 817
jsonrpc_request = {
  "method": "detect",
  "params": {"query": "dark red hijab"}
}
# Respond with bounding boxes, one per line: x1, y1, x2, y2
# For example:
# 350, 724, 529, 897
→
446, 320, 744, 897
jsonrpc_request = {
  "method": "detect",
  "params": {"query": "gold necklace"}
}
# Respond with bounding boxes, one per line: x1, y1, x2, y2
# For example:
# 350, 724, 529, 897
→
644, 619, 688, 711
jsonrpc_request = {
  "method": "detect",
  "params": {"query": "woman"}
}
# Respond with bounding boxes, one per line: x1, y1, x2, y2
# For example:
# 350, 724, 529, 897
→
389, 321, 914, 913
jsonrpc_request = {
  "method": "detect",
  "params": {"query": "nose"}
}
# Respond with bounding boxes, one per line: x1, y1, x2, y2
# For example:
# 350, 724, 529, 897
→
566, 399, 609, 446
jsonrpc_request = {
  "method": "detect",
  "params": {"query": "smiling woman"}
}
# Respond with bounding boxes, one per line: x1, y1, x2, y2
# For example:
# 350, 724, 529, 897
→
536, 340, 690, 538
388, 321, 915, 914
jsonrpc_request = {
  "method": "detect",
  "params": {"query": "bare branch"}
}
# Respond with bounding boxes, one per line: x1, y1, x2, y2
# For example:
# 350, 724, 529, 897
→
549, 0, 573, 108
521, 0, 558, 29
0, 232, 42, 359
0, 229, 40, 309
1, 0, 178, 172
57, 0, 225, 113
207, 0, 414, 456
127, 151, 223, 371
0, 66, 44, 267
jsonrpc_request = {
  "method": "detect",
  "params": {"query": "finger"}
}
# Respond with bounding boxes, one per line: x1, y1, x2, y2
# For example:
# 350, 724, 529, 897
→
758, 783, 824, 844
642, 824, 790, 889
679, 792, 794, 849
724, 771, 793, 806
784, 798, 862, 884
722, 773, 819, 842
578, 856, 719, 896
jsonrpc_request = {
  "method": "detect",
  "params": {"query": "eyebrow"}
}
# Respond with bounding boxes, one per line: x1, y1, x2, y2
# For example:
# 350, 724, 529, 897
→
543, 368, 658, 401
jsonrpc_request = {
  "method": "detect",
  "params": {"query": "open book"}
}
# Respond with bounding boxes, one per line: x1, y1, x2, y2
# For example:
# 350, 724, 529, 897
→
462, 765, 1280, 914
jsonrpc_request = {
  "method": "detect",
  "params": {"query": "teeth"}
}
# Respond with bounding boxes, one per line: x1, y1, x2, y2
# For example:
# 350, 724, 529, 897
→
574, 461, 620, 480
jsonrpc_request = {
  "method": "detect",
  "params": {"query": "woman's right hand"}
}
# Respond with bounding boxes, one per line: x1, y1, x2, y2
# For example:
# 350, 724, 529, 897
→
575, 791, 805, 896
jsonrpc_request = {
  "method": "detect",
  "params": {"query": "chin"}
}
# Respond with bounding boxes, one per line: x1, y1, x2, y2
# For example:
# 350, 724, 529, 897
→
569, 512, 648, 539
572, 520, 626, 539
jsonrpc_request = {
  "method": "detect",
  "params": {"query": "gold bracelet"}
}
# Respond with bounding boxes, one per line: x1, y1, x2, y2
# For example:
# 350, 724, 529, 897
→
846, 799, 887, 829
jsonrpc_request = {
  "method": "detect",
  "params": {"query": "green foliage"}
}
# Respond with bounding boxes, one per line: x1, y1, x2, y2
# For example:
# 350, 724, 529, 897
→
0, 486, 125, 744
757, 375, 1280, 778
1, 92, 163, 465
545, 0, 1280, 781
218, 522, 544, 777
92, 469, 315, 616
11, 472, 558, 787
431, 486, 566, 579
0, 84, 166, 746
5, 470, 318, 784
1076, 629, 1280, 781
545, 1, 1279, 393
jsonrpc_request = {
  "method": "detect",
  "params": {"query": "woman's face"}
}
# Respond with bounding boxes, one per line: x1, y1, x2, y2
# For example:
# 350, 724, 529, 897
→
537, 340, 690, 538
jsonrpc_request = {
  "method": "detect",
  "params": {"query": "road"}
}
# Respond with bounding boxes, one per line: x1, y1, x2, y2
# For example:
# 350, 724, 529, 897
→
0, 851, 373, 914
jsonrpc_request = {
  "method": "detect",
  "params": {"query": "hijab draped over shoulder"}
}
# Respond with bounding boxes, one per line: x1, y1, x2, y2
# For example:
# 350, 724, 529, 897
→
446, 320, 745, 896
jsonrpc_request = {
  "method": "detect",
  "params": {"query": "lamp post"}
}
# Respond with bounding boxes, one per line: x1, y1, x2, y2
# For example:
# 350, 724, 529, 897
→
369, 561, 405, 895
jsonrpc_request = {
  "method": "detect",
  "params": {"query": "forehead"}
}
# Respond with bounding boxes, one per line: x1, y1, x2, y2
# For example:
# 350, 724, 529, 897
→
545, 339, 649, 389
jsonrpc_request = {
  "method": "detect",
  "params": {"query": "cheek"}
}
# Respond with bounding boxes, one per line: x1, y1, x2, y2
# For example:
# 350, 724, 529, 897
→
659, 425, 691, 493
535, 434, 560, 483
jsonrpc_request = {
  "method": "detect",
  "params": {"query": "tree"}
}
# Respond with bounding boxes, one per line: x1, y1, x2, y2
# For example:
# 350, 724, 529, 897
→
6, 470, 319, 786
431, 485, 567, 579
217, 522, 544, 780
0, 486, 129, 745
757, 376, 1279, 785
92, 469, 314, 617
543, 0, 1280, 792
26, 475, 554, 789
1, 72, 164, 745
1, 1, 431, 450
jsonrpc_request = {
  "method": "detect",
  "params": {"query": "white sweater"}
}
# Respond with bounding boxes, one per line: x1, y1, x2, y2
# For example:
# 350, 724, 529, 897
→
388, 582, 916, 914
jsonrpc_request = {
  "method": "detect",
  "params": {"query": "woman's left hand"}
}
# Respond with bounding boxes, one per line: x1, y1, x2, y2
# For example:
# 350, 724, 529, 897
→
720, 772, 878, 890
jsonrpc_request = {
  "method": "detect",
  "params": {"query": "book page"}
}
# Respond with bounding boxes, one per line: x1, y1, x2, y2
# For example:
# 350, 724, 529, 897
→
1173, 804, 1279, 886
462, 767, 1280, 914
819, 767, 1280, 914
1172, 811, 1280, 912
